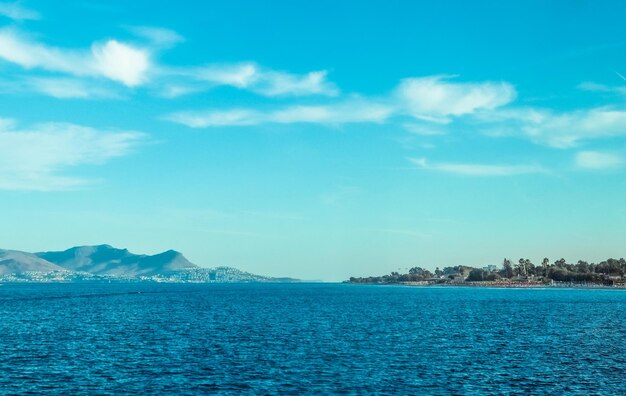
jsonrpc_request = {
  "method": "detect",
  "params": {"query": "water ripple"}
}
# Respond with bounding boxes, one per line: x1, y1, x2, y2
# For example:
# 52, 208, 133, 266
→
0, 284, 623, 394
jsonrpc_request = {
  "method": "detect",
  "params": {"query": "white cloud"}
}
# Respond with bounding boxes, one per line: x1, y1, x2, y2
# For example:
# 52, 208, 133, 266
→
190, 63, 257, 88
91, 40, 150, 86
410, 157, 544, 176
486, 107, 626, 148
165, 99, 393, 128
128, 26, 184, 48
396, 75, 516, 122
165, 74, 523, 129
270, 100, 390, 123
578, 81, 626, 95
578, 82, 611, 92
0, 29, 86, 73
254, 70, 339, 97
27, 77, 118, 99
0, 27, 335, 98
182, 62, 339, 97
575, 151, 622, 170
0, 120, 144, 190
165, 73, 521, 129
0, 2, 39, 20
0, 29, 151, 87
167, 109, 261, 127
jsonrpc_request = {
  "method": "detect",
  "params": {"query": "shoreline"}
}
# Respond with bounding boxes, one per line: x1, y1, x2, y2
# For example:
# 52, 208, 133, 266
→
348, 281, 626, 290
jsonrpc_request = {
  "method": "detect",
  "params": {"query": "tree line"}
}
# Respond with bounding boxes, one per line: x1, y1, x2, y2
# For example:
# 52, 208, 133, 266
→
348, 257, 626, 284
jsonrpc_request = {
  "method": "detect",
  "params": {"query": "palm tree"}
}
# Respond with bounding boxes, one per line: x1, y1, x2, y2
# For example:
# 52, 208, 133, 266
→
542, 257, 549, 279
517, 259, 525, 277
524, 259, 533, 277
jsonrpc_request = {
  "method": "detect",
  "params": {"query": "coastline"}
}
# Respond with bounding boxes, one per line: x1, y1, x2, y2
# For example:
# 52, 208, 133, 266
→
348, 281, 626, 290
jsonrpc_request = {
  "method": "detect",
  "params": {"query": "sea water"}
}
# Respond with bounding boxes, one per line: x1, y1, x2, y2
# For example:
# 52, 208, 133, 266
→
0, 283, 624, 394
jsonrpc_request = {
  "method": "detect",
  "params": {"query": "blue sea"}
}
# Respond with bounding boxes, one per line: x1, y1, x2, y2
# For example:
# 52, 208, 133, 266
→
0, 283, 624, 395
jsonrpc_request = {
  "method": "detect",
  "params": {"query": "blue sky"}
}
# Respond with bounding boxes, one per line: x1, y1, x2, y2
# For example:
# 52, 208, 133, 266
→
1, 1, 626, 281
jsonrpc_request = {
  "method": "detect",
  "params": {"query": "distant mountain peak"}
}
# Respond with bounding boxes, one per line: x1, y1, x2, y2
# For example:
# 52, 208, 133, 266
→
159, 249, 181, 255
0, 249, 66, 275
36, 244, 198, 277
1, 245, 298, 283
78, 244, 124, 251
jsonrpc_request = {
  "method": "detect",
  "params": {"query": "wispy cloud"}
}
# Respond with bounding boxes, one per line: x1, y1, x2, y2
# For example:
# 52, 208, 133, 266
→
27, 77, 118, 99
577, 81, 626, 95
0, 24, 339, 99
182, 63, 256, 89
253, 69, 338, 97
0, 2, 39, 20
127, 26, 184, 48
410, 157, 545, 176
0, 29, 86, 73
396, 75, 516, 123
575, 151, 622, 170
165, 98, 393, 127
0, 119, 144, 190
166, 108, 261, 127
166, 74, 519, 129
479, 107, 626, 148
0, 28, 151, 87
170, 62, 339, 97
0, 9, 518, 116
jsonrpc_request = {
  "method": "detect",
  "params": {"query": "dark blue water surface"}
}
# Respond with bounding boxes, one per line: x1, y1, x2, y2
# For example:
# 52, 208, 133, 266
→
0, 283, 624, 395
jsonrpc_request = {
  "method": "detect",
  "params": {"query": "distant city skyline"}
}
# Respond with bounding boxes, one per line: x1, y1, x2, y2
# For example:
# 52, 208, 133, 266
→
1, 1, 626, 281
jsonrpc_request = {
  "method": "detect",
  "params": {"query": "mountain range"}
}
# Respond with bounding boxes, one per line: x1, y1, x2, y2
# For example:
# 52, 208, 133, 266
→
37, 245, 197, 277
0, 245, 292, 282
0, 250, 65, 275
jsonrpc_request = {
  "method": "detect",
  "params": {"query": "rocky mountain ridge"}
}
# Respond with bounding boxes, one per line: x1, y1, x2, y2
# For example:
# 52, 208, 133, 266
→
0, 245, 293, 283
37, 244, 198, 277
0, 250, 65, 275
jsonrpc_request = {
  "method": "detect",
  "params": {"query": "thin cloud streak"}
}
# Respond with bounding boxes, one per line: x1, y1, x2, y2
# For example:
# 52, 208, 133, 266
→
127, 26, 185, 48
479, 107, 626, 148
166, 62, 339, 97
410, 157, 545, 176
577, 81, 626, 95
0, 2, 39, 20
165, 99, 394, 128
0, 119, 145, 190
575, 151, 622, 170
27, 77, 119, 99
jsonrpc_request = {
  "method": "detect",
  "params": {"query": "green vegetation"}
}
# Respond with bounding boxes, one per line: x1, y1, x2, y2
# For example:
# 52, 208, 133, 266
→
348, 258, 626, 286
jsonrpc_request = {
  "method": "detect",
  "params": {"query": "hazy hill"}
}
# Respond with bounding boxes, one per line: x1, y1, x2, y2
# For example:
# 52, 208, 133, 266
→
37, 245, 198, 277
0, 244, 298, 282
0, 250, 66, 275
